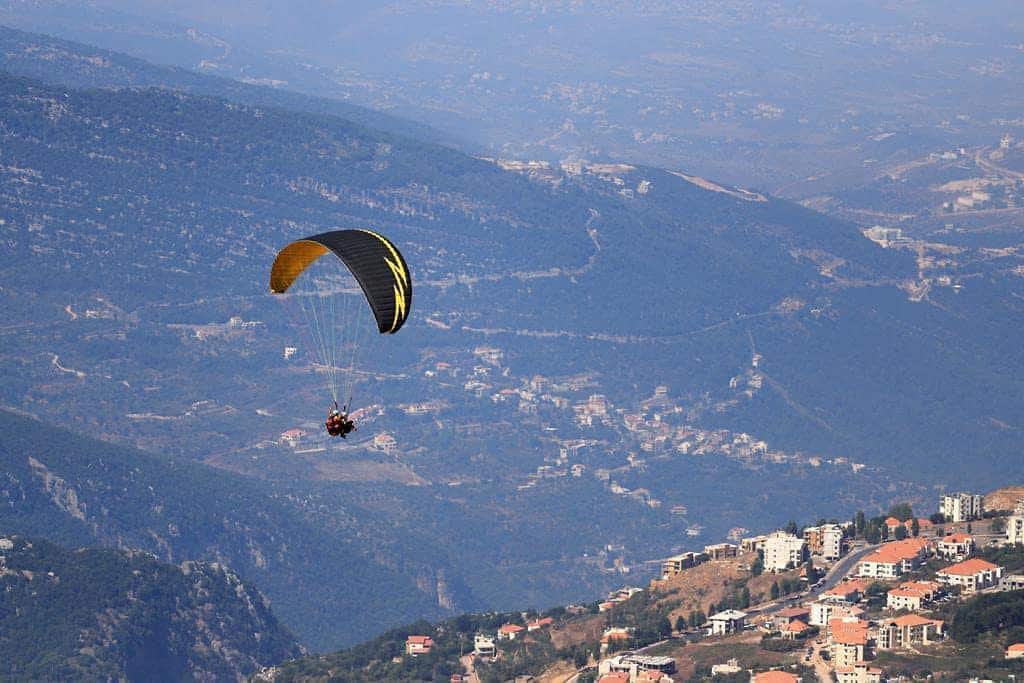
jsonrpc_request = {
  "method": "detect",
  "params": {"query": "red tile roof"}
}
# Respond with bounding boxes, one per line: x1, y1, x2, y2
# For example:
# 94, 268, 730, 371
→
942, 532, 972, 542
752, 672, 800, 683
862, 538, 929, 564
498, 623, 525, 633
830, 619, 869, 645
938, 558, 1000, 576
406, 635, 433, 645
892, 614, 938, 627
782, 619, 810, 632
1008, 643, 1024, 652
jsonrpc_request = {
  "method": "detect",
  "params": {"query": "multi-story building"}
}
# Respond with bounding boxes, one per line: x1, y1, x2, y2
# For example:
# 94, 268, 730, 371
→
857, 538, 930, 579
598, 653, 676, 679
875, 615, 944, 650
708, 610, 747, 635
703, 543, 738, 560
405, 635, 434, 656
886, 582, 939, 611
935, 533, 974, 561
740, 534, 769, 554
473, 634, 496, 657
763, 531, 807, 572
829, 619, 870, 668
1007, 499, 1024, 545
661, 552, 699, 579
804, 524, 845, 560
1001, 574, 1024, 591
940, 492, 983, 522
834, 662, 883, 683
936, 558, 1003, 594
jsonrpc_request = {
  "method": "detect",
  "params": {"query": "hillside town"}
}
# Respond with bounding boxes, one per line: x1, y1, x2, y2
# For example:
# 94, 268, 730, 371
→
384, 490, 1024, 683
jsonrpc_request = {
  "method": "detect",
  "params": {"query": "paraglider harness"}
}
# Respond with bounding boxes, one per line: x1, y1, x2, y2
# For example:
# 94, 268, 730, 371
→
325, 401, 356, 438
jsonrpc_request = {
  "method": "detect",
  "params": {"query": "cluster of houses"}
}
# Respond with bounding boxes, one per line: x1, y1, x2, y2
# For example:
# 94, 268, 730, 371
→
403, 615, 556, 662
651, 493, 1024, 683
402, 489, 1022, 683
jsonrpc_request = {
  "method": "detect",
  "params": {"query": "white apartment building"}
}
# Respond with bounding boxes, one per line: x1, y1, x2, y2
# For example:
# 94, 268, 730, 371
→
763, 531, 807, 572
804, 523, 844, 560
940, 492, 983, 522
1007, 500, 1024, 545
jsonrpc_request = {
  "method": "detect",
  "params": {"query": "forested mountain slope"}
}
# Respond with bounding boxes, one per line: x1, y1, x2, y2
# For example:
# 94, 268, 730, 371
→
0, 534, 301, 681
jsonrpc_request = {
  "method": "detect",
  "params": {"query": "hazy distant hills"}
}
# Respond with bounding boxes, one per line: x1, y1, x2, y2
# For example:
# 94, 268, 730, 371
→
0, 24, 452, 147
0, 29, 1022, 651
0, 533, 301, 681
3, 2, 1021, 193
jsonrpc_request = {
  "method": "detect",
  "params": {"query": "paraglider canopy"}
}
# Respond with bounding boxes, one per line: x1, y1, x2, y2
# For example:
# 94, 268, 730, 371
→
270, 229, 412, 334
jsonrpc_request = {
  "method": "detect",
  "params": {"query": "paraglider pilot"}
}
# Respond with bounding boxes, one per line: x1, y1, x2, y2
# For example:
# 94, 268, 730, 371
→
325, 402, 356, 437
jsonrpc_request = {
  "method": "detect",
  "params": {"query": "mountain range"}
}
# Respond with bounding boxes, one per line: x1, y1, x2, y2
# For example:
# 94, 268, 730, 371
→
0, 24, 1022, 652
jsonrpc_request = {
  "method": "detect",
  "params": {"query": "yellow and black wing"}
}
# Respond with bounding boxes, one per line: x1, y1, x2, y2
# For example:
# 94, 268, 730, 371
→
270, 229, 412, 334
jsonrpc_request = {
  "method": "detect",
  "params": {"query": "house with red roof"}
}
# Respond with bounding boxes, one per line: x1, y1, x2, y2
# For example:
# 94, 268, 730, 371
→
752, 670, 800, 683
828, 619, 870, 667
835, 661, 883, 683
781, 619, 812, 640
279, 428, 305, 447
497, 623, 526, 640
936, 532, 975, 561
886, 580, 942, 611
405, 635, 434, 655
857, 538, 930, 579
773, 605, 811, 630
1008, 643, 1024, 659
884, 517, 904, 534
884, 517, 934, 537
527, 616, 554, 631
936, 558, 1003, 594
600, 626, 634, 646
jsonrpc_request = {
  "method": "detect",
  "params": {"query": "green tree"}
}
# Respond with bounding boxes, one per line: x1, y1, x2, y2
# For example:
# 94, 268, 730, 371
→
854, 511, 866, 535
751, 553, 764, 577
740, 587, 751, 609
894, 525, 908, 541
911, 518, 920, 537
770, 582, 780, 600
674, 615, 685, 632
784, 520, 799, 536
888, 503, 914, 521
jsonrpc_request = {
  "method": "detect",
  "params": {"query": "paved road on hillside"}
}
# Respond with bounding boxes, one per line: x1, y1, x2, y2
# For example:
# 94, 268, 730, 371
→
749, 541, 882, 618
563, 541, 885, 682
